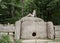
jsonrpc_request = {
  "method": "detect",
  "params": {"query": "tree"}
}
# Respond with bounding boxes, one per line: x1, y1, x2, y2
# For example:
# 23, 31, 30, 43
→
24, 0, 60, 25
0, 0, 60, 25
0, 0, 22, 24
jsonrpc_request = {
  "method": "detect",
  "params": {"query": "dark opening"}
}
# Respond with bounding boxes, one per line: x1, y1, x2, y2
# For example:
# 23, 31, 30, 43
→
32, 32, 36, 36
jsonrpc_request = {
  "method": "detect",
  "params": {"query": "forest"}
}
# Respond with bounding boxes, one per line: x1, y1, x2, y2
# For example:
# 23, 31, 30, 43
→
0, 0, 60, 25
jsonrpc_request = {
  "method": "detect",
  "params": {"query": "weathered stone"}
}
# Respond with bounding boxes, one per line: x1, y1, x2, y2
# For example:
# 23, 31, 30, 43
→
0, 24, 15, 32
36, 39, 52, 43
55, 26, 60, 38
21, 17, 44, 22
55, 26, 60, 31
47, 21, 54, 39
22, 39, 52, 43
48, 42, 60, 43
35, 22, 47, 39
55, 31, 60, 38
21, 17, 47, 39
0, 14, 55, 40
15, 20, 21, 39
22, 40, 35, 43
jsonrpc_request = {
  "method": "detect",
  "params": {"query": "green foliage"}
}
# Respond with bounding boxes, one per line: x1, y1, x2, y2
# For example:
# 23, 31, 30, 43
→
52, 9, 60, 25
24, 0, 60, 25
0, 0, 22, 24
24, 0, 36, 16
0, 35, 22, 43
0, 35, 12, 43
0, 0, 60, 25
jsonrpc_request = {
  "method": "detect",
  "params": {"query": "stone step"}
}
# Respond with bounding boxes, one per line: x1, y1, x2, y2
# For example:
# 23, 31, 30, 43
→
22, 39, 60, 43
47, 42, 60, 43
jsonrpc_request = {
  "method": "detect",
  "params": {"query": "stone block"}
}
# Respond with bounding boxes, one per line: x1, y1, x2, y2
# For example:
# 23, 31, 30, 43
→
55, 31, 60, 38
22, 39, 52, 43
55, 26, 60, 31
21, 21, 47, 39
36, 22, 47, 39
47, 22, 54, 39
37, 39, 53, 43
15, 20, 21, 39
48, 42, 60, 43
22, 40, 35, 43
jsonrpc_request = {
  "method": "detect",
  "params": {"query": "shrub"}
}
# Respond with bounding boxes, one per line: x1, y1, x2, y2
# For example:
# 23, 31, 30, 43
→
0, 35, 12, 43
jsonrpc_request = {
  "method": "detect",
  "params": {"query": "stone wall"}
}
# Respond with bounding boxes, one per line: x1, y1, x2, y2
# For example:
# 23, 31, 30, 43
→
0, 24, 15, 32
0, 17, 60, 40
47, 22, 55, 39
55, 25, 60, 38
15, 17, 55, 40
0, 23, 15, 39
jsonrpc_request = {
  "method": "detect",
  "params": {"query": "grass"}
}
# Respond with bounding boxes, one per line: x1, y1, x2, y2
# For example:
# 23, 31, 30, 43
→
0, 34, 60, 43
0, 35, 12, 43
0, 35, 22, 43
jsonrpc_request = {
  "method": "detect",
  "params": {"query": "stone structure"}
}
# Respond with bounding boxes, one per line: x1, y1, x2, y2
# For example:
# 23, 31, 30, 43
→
15, 16, 55, 40
0, 12, 60, 43
1, 10, 60, 43
0, 10, 55, 40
